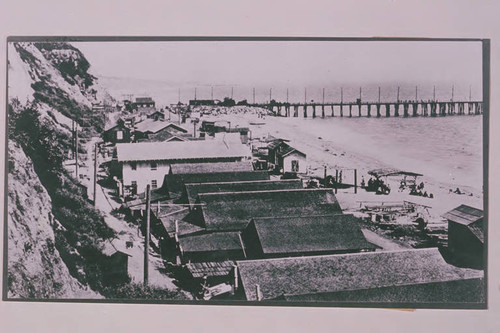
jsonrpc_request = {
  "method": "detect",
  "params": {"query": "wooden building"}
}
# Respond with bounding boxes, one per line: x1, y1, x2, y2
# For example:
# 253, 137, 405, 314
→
443, 205, 484, 268
241, 214, 375, 259
133, 119, 188, 142
133, 97, 155, 109
100, 239, 132, 285
194, 188, 342, 232
178, 232, 246, 263
236, 248, 485, 303
103, 121, 132, 144
114, 141, 252, 197
267, 140, 307, 174
147, 110, 166, 121
181, 179, 303, 208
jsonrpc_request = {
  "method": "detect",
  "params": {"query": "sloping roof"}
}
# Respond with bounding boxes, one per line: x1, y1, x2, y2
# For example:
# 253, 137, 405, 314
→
184, 179, 303, 206
213, 132, 242, 143
442, 204, 483, 226
101, 239, 133, 257
179, 232, 243, 253
134, 119, 187, 134
368, 168, 423, 178
163, 170, 270, 195
468, 220, 484, 243
186, 261, 235, 278
198, 189, 342, 231
115, 141, 252, 162
237, 248, 484, 301
170, 161, 254, 175
247, 214, 375, 255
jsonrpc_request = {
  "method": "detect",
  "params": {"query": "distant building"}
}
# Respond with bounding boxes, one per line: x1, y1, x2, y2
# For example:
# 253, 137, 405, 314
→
147, 110, 166, 121
241, 214, 376, 259
268, 140, 307, 174
237, 248, 485, 303
103, 121, 132, 144
133, 119, 188, 142
133, 97, 155, 109
189, 99, 216, 106
193, 188, 342, 232
443, 205, 484, 268
114, 141, 252, 197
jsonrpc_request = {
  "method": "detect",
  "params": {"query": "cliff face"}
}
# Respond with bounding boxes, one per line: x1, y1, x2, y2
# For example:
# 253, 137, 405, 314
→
7, 141, 100, 299
7, 41, 113, 299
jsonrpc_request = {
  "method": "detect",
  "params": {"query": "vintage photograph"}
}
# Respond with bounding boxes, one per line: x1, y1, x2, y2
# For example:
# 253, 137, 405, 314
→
5, 38, 487, 307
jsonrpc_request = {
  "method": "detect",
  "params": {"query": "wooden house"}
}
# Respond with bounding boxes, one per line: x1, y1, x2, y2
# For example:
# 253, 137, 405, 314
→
236, 248, 485, 303
133, 97, 155, 110
147, 110, 166, 121
133, 119, 188, 142
443, 205, 484, 268
178, 232, 246, 263
241, 214, 376, 259
114, 141, 252, 198
103, 121, 132, 144
267, 140, 307, 174
100, 239, 133, 285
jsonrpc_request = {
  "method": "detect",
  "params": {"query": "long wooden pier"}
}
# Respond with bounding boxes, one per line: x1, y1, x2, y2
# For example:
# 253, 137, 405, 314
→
248, 100, 483, 118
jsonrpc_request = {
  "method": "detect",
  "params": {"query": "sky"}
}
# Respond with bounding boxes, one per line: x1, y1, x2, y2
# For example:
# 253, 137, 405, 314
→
73, 40, 483, 104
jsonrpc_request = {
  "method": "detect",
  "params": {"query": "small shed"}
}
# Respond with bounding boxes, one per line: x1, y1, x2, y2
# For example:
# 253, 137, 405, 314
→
101, 239, 133, 285
241, 214, 376, 259
268, 140, 307, 174
443, 204, 484, 267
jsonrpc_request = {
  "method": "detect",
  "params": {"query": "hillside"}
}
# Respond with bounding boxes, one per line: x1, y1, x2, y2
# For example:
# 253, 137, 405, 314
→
7, 41, 115, 299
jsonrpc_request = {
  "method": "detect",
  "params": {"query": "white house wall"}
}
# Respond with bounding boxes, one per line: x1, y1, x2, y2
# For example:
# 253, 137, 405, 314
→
122, 161, 170, 193
283, 153, 308, 174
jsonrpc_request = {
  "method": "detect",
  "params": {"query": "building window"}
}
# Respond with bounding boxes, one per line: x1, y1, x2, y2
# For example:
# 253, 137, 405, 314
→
116, 130, 123, 140
151, 162, 157, 170
131, 162, 137, 170
151, 180, 158, 189
291, 160, 299, 172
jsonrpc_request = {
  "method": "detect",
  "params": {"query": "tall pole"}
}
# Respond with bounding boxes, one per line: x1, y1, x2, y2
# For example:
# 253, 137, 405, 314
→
93, 142, 98, 206
72, 120, 75, 159
341, 87, 343, 104
304, 88, 307, 104
211, 86, 214, 100
359, 87, 362, 101
354, 169, 357, 194
415, 86, 418, 101
469, 85, 472, 101
194, 87, 197, 101
433, 85, 436, 101
144, 184, 151, 287
286, 88, 289, 103
451, 84, 454, 101
397, 86, 400, 102
269, 88, 272, 102
253, 87, 255, 104
178, 88, 180, 103
75, 125, 79, 179
378, 87, 381, 103
322, 88, 325, 104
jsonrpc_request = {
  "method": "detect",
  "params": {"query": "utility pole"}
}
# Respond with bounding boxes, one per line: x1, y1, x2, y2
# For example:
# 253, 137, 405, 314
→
322, 88, 325, 104
269, 88, 272, 102
178, 88, 181, 103
451, 84, 454, 101
304, 88, 307, 104
359, 87, 362, 101
378, 87, 381, 103
211, 86, 214, 100
194, 87, 197, 101
415, 86, 418, 101
144, 184, 151, 287
71, 120, 75, 159
433, 85, 436, 101
341, 87, 343, 104
75, 125, 79, 180
253, 87, 255, 104
93, 142, 98, 206
397, 86, 400, 102
287, 88, 289, 103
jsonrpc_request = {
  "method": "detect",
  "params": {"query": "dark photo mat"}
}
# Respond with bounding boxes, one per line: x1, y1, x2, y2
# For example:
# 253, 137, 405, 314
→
3, 36, 490, 309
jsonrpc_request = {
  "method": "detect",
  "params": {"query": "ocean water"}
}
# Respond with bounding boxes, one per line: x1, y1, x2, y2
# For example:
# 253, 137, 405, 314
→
279, 115, 484, 191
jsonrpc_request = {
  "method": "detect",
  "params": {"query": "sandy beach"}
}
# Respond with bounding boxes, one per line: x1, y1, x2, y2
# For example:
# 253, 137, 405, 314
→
189, 106, 483, 220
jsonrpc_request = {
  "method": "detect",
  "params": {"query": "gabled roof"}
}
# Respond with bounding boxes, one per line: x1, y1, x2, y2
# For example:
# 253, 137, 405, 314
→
179, 232, 243, 253
115, 141, 252, 162
101, 239, 133, 257
170, 161, 254, 175
134, 119, 187, 134
247, 214, 375, 255
184, 179, 303, 207
237, 248, 484, 301
198, 189, 342, 231
442, 204, 483, 226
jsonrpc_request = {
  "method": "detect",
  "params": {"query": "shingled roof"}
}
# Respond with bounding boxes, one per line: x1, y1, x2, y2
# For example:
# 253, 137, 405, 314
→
197, 189, 342, 231
163, 170, 270, 195
169, 161, 254, 175
183, 179, 303, 207
186, 261, 235, 278
179, 232, 243, 253
244, 214, 376, 257
237, 248, 484, 301
115, 141, 252, 162
442, 205, 483, 226
134, 119, 187, 134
